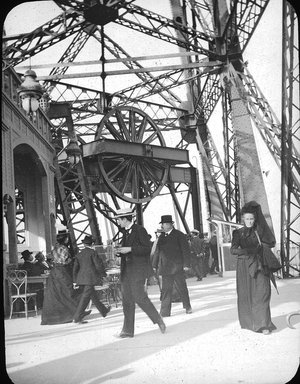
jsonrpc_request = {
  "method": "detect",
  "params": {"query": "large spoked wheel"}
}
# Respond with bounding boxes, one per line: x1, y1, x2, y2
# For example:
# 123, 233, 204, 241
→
95, 106, 169, 204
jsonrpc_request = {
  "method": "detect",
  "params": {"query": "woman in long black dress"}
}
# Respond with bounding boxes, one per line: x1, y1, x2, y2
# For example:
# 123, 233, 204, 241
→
230, 201, 277, 335
41, 235, 90, 325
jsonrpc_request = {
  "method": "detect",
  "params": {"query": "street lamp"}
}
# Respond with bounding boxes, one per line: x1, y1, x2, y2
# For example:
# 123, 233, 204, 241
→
65, 137, 81, 165
17, 69, 44, 114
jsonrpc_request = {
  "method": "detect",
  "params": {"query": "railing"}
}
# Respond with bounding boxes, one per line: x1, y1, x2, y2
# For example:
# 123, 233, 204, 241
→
210, 219, 299, 279
210, 219, 242, 276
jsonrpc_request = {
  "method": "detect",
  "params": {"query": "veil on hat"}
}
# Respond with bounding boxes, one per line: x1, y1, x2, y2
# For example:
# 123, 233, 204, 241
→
241, 201, 276, 247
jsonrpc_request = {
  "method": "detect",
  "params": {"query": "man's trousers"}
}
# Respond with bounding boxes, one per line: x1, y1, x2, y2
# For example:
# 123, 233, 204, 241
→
121, 272, 161, 335
73, 285, 108, 322
160, 271, 191, 316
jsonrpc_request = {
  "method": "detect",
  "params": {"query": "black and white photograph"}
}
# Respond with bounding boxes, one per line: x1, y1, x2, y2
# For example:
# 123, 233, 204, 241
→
2, 1, 299, 383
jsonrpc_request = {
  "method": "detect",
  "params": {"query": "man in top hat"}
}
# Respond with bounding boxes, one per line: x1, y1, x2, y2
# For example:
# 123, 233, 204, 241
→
72, 235, 110, 324
20, 250, 35, 276
113, 207, 166, 338
153, 215, 192, 317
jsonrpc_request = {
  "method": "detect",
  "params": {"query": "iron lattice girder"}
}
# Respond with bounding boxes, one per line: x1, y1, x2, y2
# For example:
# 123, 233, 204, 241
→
82, 138, 189, 164
102, 33, 182, 108
280, 0, 300, 277
3, 0, 269, 125
3, 4, 215, 71
195, 129, 228, 220
194, 73, 222, 122
112, 68, 204, 108
227, 63, 300, 205
115, 2, 215, 55
47, 28, 95, 81
2, 12, 92, 69
221, 0, 270, 52
53, 0, 135, 13
222, 89, 239, 220
48, 81, 188, 129
193, 0, 270, 124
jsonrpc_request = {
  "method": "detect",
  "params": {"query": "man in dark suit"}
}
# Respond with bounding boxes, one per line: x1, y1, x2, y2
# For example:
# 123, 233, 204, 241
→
73, 235, 110, 324
20, 250, 35, 276
154, 215, 192, 317
114, 207, 166, 338
189, 229, 204, 281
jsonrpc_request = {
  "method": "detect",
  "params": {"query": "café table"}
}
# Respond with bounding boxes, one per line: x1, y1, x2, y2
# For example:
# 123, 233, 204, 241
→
27, 274, 49, 289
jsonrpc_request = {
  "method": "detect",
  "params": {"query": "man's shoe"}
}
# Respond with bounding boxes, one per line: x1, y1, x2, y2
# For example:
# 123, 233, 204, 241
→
157, 318, 166, 334
76, 310, 92, 322
82, 310, 92, 318
118, 331, 134, 338
73, 319, 88, 324
186, 307, 193, 314
160, 313, 170, 317
102, 306, 111, 318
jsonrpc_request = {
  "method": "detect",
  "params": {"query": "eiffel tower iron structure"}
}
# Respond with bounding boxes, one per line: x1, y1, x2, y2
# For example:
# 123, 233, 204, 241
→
3, 0, 299, 277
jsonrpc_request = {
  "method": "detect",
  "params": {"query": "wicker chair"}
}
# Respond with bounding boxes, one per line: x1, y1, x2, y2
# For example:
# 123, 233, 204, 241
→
7, 270, 38, 319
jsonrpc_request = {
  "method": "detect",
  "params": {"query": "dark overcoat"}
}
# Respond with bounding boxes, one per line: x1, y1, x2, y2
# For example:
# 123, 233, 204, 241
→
120, 223, 153, 281
73, 247, 106, 286
155, 229, 191, 275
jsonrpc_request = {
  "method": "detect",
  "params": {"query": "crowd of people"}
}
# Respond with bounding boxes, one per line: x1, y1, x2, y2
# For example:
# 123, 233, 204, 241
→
188, 229, 219, 281
16, 200, 277, 336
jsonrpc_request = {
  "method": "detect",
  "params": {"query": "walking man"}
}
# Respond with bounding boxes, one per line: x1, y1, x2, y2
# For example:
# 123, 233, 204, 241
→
200, 232, 211, 277
189, 229, 204, 281
114, 207, 166, 338
209, 230, 219, 274
154, 215, 192, 317
73, 235, 110, 324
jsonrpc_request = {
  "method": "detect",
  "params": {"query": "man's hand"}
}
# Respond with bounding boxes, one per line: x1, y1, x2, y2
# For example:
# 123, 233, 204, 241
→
73, 283, 79, 289
117, 247, 132, 254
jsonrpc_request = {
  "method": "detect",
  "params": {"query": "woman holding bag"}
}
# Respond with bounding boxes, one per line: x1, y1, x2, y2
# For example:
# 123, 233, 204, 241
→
230, 201, 277, 335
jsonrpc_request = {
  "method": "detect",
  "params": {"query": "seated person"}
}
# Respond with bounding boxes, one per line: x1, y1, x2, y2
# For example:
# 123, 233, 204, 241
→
19, 250, 35, 276
41, 234, 90, 325
19, 250, 44, 309
32, 252, 50, 275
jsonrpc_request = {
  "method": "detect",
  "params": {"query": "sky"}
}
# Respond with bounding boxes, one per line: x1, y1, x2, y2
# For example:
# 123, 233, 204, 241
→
2, 0, 287, 242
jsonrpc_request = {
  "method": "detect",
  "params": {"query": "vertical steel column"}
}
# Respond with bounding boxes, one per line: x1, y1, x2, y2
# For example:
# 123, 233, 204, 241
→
135, 204, 143, 226
221, 88, 239, 221
280, 0, 289, 277
53, 157, 78, 255
66, 115, 102, 246
190, 166, 203, 232
280, 0, 300, 277
100, 25, 107, 113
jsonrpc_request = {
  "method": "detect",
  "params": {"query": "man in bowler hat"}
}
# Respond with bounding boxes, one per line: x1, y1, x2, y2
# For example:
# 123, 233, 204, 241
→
154, 215, 192, 317
20, 250, 35, 276
73, 235, 110, 324
113, 207, 166, 338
